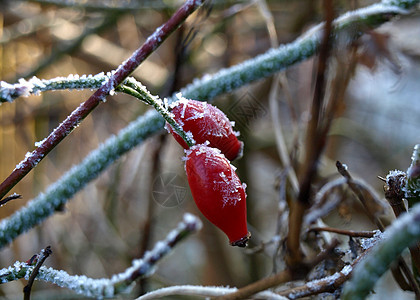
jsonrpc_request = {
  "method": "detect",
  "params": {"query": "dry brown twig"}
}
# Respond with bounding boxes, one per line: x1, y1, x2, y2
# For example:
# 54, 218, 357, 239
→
286, 0, 335, 269
23, 246, 53, 300
308, 227, 377, 238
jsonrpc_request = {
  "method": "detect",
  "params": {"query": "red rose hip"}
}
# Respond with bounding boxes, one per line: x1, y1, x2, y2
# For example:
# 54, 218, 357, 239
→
167, 98, 243, 161
185, 144, 250, 247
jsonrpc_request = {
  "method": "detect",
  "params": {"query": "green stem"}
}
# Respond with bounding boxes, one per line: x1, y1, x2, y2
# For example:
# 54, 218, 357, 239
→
118, 79, 195, 147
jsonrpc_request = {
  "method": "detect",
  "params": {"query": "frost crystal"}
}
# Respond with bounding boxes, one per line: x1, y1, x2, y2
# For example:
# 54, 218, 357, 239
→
212, 165, 244, 207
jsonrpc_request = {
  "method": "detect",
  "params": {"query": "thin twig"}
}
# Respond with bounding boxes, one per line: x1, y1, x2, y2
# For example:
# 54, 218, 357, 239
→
0, 193, 22, 207
119, 79, 195, 147
336, 161, 385, 231
23, 246, 52, 300
309, 227, 377, 238
0, 0, 204, 200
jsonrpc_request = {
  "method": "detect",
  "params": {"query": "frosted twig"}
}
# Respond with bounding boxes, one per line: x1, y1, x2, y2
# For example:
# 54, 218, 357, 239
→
0, 74, 111, 103
0, 0, 204, 201
122, 78, 195, 147
0, 0, 416, 248
342, 202, 420, 300
135, 285, 287, 300
0, 214, 202, 298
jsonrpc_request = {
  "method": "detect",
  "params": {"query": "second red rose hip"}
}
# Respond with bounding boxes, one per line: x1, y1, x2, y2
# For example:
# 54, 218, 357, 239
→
185, 144, 250, 247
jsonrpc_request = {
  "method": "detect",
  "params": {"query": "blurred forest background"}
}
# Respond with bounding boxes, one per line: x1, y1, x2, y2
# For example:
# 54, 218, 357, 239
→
0, 0, 419, 299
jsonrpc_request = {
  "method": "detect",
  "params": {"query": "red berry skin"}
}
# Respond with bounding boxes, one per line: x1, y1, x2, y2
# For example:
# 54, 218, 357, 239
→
167, 99, 243, 161
185, 144, 250, 247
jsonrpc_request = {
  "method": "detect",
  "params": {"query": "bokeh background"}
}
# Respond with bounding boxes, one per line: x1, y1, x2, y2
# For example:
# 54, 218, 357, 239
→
0, 0, 419, 298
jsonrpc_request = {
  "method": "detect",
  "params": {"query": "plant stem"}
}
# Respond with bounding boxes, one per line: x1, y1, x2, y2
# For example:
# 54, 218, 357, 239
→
0, 0, 204, 200
286, 0, 335, 268
121, 79, 195, 147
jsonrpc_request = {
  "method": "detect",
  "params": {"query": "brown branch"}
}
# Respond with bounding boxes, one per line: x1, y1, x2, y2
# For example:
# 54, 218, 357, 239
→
309, 227, 377, 238
23, 246, 52, 300
286, 0, 335, 268
0, 0, 205, 200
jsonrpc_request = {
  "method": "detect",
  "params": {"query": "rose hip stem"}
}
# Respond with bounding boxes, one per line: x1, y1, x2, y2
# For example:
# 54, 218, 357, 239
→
0, 0, 204, 200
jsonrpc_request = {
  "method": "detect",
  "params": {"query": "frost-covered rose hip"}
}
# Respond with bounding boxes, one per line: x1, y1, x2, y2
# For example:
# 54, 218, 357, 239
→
185, 144, 250, 247
166, 98, 243, 161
